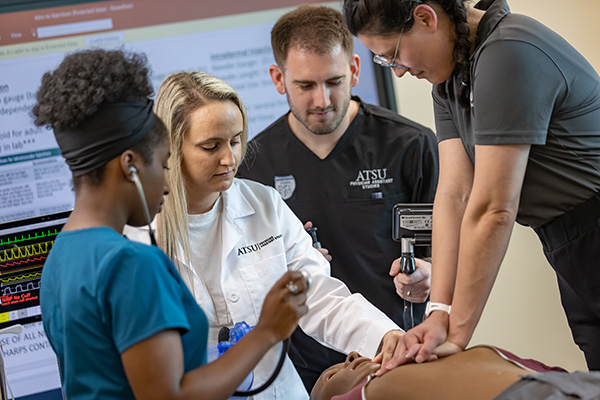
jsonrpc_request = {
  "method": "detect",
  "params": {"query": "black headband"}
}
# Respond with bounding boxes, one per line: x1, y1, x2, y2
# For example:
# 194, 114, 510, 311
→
54, 99, 156, 177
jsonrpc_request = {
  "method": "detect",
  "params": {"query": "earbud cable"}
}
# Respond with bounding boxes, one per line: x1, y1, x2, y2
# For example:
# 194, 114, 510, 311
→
130, 169, 158, 246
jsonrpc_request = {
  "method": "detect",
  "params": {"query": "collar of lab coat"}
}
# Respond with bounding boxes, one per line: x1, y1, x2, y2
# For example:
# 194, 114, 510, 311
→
219, 179, 256, 262
221, 179, 255, 221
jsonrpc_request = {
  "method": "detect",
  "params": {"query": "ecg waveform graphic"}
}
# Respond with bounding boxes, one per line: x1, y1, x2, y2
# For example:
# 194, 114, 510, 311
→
0, 241, 54, 262
0, 225, 60, 327
0, 228, 59, 246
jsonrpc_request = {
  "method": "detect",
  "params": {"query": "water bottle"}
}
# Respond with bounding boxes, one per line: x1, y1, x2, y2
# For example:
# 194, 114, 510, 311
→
207, 322, 254, 399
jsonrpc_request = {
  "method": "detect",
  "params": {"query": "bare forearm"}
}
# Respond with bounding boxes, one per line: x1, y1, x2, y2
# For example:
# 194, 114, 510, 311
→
125, 272, 309, 400
445, 144, 530, 349
448, 208, 516, 348
429, 139, 473, 307
430, 190, 468, 304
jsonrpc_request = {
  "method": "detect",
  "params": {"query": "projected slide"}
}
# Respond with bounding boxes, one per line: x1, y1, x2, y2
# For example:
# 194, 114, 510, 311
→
0, 0, 382, 222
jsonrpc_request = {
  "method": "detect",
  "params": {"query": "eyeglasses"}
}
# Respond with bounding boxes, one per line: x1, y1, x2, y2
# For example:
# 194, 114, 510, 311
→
372, 0, 422, 70
372, 32, 408, 70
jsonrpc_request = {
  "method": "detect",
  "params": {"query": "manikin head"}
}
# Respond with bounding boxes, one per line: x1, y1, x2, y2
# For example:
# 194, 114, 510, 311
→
311, 351, 380, 400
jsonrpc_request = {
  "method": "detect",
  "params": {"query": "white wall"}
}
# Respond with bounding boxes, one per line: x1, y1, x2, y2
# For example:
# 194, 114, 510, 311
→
393, 0, 600, 371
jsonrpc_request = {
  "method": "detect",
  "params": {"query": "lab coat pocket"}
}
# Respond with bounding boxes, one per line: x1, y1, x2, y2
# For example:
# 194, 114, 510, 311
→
238, 252, 289, 319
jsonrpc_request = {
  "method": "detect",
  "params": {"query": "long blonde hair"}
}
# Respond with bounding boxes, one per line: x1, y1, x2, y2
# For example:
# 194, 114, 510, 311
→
154, 72, 248, 273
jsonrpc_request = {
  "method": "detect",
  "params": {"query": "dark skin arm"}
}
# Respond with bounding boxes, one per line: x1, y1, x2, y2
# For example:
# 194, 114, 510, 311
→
122, 271, 308, 400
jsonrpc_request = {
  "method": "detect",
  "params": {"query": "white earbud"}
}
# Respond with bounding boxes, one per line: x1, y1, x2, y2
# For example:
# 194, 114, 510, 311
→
128, 165, 138, 182
127, 164, 157, 246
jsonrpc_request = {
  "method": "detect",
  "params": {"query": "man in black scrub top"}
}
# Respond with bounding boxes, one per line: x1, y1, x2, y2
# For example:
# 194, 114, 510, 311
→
237, 5, 439, 391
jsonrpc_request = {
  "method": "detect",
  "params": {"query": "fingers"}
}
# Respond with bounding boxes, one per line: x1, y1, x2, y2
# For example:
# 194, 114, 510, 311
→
303, 221, 313, 230
372, 351, 383, 364
374, 330, 438, 376
403, 342, 421, 360
393, 276, 429, 302
294, 302, 309, 319
258, 271, 312, 342
378, 317, 450, 374
402, 342, 438, 363
287, 291, 308, 320
414, 339, 438, 364
285, 279, 302, 295
389, 258, 401, 276
374, 330, 404, 376
382, 328, 424, 372
373, 319, 458, 378
281, 270, 310, 295
272, 271, 311, 310
393, 275, 429, 303
393, 260, 430, 286
316, 247, 332, 262
414, 258, 432, 276
284, 271, 310, 318
411, 317, 448, 363
375, 342, 410, 376
393, 259, 431, 303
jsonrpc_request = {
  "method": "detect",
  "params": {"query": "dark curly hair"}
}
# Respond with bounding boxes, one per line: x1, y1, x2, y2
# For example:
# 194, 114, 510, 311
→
343, 0, 472, 110
32, 48, 166, 185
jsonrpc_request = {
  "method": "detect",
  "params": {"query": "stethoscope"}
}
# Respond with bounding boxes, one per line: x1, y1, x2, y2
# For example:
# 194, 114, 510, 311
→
129, 165, 300, 395
235, 338, 290, 396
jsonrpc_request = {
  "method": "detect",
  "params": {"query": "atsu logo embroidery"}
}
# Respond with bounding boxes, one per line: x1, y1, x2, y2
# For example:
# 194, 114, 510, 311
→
349, 168, 393, 189
237, 234, 283, 255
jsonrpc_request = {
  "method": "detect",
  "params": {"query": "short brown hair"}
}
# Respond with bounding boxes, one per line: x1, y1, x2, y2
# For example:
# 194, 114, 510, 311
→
271, 4, 354, 66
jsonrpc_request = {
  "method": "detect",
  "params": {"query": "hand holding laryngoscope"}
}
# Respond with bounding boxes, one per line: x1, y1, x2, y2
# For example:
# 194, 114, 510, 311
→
392, 204, 433, 330
128, 165, 157, 246
306, 224, 333, 262
306, 226, 322, 249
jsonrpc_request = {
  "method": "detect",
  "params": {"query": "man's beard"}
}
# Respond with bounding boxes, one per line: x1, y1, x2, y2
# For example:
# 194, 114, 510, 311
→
286, 91, 351, 136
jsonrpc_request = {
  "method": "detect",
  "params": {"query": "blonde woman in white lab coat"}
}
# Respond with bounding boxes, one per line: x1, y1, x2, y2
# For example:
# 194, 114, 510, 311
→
124, 71, 403, 400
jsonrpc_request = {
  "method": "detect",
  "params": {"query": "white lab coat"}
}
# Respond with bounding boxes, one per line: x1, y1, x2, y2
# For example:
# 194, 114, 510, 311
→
125, 178, 399, 399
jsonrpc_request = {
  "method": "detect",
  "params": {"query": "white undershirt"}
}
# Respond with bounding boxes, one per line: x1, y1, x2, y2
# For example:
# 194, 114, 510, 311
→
187, 196, 231, 344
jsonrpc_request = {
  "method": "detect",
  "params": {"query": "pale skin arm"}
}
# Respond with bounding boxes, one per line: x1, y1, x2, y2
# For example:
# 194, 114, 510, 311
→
299, 222, 406, 368
377, 138, 473, 372
121, 271, 308, 400
380, 140, 531, 373
446, 143, 530, 349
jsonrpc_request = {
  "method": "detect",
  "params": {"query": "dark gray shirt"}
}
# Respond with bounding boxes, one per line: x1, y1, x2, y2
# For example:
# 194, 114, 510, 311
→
435, 0, 600, 227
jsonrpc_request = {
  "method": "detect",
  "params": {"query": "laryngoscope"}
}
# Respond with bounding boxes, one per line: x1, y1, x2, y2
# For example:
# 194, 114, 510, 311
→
392, 203, 433, 330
